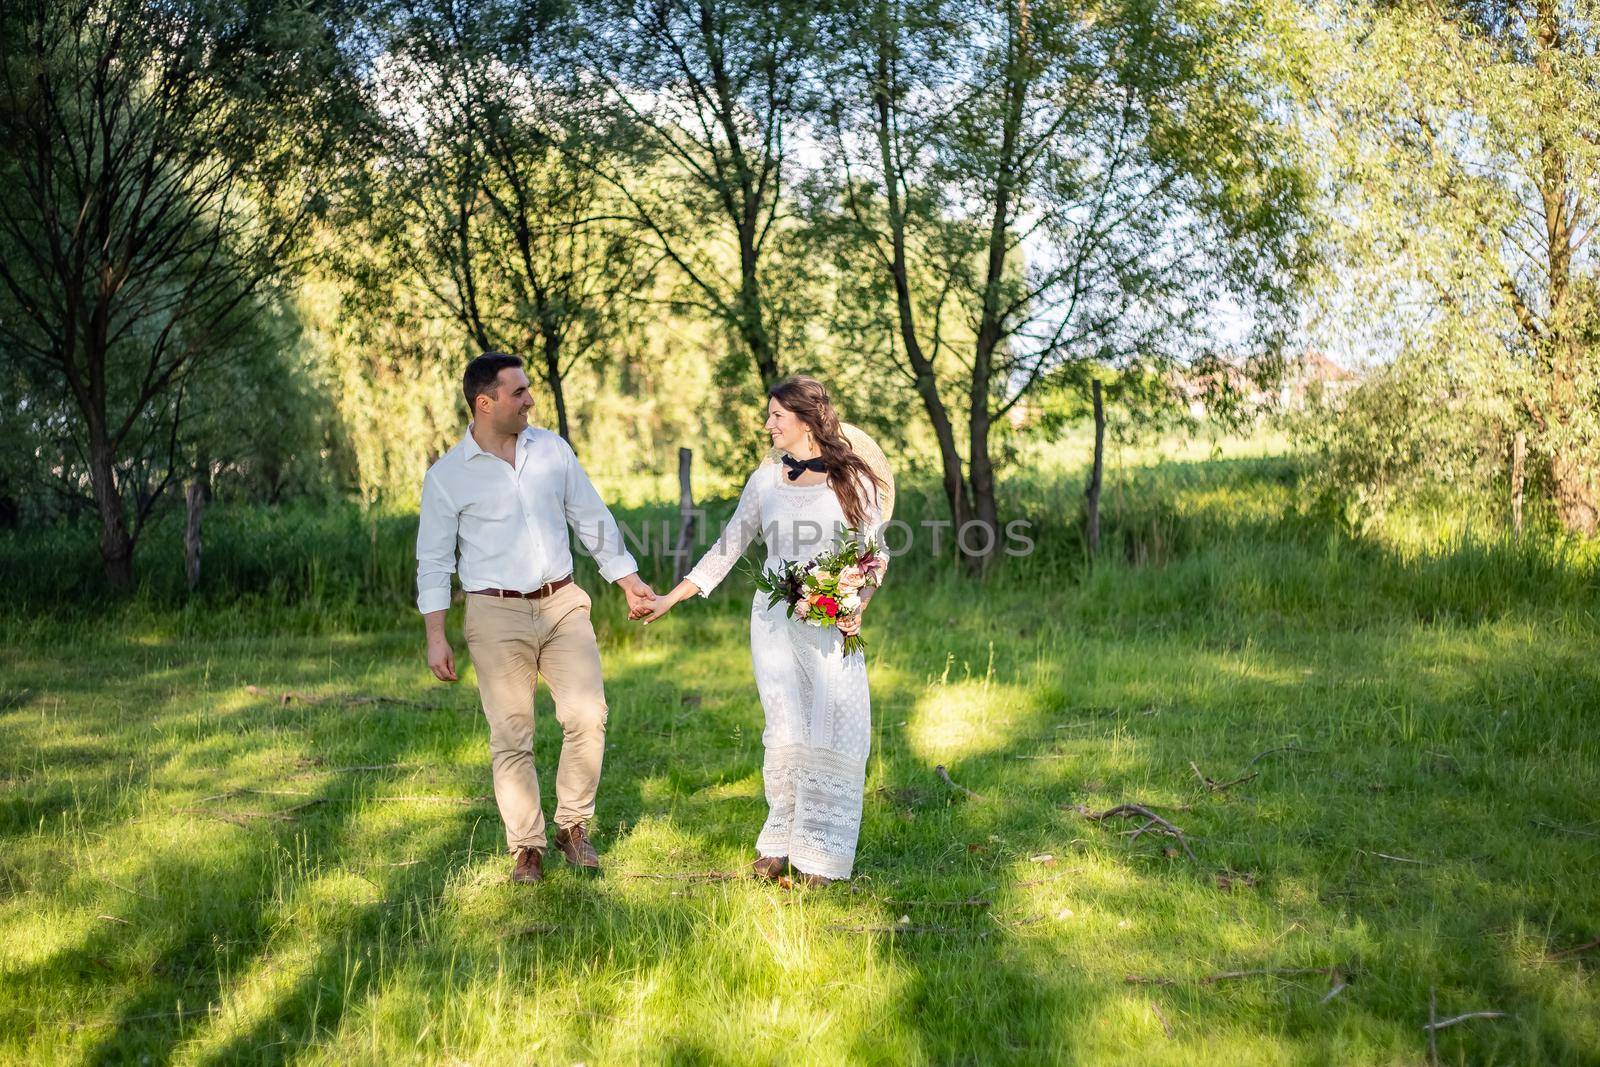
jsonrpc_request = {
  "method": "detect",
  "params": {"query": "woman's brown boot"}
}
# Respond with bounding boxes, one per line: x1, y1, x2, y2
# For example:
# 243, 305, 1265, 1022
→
751, 855, 788, 881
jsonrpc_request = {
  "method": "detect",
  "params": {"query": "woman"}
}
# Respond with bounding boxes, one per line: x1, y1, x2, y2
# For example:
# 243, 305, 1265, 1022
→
637, 376, 889, 886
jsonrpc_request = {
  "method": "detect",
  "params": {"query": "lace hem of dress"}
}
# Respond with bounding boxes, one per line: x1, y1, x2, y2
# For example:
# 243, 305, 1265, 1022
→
758, 743, 866, 879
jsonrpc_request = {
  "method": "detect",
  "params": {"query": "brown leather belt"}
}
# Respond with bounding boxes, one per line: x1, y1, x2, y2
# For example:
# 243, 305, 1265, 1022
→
468, 575, 574, 600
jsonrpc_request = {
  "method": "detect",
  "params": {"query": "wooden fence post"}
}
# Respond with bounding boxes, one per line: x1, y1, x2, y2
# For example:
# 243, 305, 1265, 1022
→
1510, 430, 1527, 539
672, 447, 696, 584
184, 480, 205, 592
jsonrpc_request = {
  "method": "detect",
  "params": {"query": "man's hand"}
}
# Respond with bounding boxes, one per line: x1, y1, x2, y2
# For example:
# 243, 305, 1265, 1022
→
617, 572, 656, 619
423, 609, 457, 682
427, 634, 458, 682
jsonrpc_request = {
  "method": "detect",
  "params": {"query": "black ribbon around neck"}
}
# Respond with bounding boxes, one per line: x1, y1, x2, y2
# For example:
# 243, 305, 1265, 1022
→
782, 453, 828, 481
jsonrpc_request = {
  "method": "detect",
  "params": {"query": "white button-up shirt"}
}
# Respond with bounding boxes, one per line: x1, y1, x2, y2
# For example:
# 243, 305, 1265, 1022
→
415, 426, 638, 614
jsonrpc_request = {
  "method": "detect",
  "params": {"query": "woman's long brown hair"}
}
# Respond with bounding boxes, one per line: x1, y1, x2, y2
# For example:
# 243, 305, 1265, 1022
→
768, 376, 885, 530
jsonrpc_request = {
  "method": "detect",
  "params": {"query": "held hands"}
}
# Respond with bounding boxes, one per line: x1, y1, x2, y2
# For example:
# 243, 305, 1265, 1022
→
631, 578, 698, 626
636, 593, 675, 625
617, 573, 657, 620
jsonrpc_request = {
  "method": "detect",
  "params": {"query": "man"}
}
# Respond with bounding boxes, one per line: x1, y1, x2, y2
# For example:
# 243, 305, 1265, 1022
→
417, 352, 655, 884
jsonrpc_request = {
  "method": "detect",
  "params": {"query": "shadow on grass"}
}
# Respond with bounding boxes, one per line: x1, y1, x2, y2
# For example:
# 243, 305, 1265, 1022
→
842, 559, 1600, 1064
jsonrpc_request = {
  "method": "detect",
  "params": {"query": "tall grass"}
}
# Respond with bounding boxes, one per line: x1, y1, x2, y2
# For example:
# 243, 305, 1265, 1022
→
4, 438, 1593, 634
1, 435, 1597, 1064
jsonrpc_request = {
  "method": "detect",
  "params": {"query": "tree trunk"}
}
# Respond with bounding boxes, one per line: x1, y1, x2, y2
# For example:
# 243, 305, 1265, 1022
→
967, 413, 999, 572
919, 377, 975, 540
737, 256, 781, 389
1085, 380, 1105, 558
87, 431, 134, 590
539, 322, 570, 445
1549, 449, 1599, 536
1530, 0, 1592, 535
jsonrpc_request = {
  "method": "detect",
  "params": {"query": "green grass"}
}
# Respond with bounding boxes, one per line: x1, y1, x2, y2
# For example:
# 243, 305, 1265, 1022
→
1, 436, 1598, 1065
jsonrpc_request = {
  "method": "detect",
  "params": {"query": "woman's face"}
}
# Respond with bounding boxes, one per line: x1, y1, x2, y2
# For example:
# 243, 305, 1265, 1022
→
765, 398, 812, 454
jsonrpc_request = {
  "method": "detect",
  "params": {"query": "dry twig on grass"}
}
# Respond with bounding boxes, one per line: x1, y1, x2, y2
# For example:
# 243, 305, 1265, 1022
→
1530, 818, 1600, 839
1149, 1000, 1175, 1038
1069, 803, 1198, 861
1547, 936, 1600, 960
97, 875, 157, 901
858, 892, 991, 909
176, 798, 325, 825
828, 922, 969, 936
1428, 987, 1439, 1066
1424, 1010, 1508, 1031
621, 871, 738, 882
934, 764, 982, 801
245, 685, 456, 712
1127, 965, 1344, 987
70, 1006, 212, 1032
1188, 760, 1259, 794
367, 795, 489, 805
197, 788, 314, 803
1359, 849, 1429, 865
1201, 966, 1339, 985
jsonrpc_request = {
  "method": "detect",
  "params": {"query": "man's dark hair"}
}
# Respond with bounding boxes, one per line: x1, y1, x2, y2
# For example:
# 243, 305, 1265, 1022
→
463, 352, 523, 410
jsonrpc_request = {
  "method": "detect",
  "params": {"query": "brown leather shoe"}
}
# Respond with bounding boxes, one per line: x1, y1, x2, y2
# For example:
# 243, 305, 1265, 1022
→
553, 823, 599, 872
791, 871, 835, 888
751, 855, 788, 881
511, 846, 544, 884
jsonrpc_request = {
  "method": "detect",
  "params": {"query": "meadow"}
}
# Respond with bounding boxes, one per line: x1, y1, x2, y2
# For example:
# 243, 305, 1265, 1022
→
1, 433, 1598, 1065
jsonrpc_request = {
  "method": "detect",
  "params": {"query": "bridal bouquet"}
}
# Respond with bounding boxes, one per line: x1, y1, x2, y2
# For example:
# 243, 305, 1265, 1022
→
753, 530, 886, 655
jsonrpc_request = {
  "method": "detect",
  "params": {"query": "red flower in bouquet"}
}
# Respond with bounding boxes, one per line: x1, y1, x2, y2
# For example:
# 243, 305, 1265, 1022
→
815, 595, 839, 618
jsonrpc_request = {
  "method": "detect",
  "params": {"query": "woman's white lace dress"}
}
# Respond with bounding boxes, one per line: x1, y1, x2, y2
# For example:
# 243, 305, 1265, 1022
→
685, 459, 885, 879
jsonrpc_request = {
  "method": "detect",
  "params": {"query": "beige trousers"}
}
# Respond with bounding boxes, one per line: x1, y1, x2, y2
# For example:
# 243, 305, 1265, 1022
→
463, 583, 608, 852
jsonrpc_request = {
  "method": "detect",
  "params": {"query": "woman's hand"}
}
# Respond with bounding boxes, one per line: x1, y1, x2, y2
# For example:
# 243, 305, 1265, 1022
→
838, 588, 875, 636
636, 579, 701, 626
638, 594, 675, 625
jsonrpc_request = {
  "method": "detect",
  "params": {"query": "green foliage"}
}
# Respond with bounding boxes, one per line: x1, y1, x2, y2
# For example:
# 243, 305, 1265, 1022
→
0, 0, 372, 575
1296, 0, 1600, 531
1289, 352, 1519, 532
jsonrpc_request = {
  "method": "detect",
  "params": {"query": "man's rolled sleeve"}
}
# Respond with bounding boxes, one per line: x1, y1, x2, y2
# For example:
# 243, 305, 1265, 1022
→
416, 468, 459, 614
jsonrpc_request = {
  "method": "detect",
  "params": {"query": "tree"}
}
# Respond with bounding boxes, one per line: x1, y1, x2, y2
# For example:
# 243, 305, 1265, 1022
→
1300, 0, 1600, 532
374, 0, 650, 445
815, 0, 1311, 567
577, 0, 819, 392
0, 0, 366, 586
